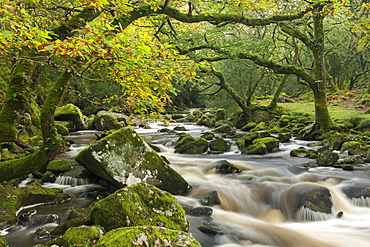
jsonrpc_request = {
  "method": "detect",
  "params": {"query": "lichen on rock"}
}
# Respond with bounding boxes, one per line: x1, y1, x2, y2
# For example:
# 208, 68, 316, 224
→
75, 127, 190, 195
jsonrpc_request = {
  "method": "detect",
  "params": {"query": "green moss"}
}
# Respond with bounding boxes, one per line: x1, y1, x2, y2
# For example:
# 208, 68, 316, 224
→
0, 238, 9, 247
209, 138, 230, 152
252, 137, 279, 152
47, 160, 72, 174
242, 143, 268, 155
55, 124, 70, 136
90, 182, 189, 233
61, 225, 102, 247
241, 122, 257, 132
96, 226, 201, 247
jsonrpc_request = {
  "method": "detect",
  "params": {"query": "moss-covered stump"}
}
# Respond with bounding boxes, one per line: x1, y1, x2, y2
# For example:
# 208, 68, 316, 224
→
174, 134, 208, 154
75, 127, 190, 195
252, 137, 279, 152
47, 225, 102, 247
46, 160, 73, 175
92, 110, 127, 131
90, 183, 189, 232
209, 138, 230, 153
54, 103, 86, 130
317, 151, 339, 166
95, 226, 201, 247
0, 185, 69, 230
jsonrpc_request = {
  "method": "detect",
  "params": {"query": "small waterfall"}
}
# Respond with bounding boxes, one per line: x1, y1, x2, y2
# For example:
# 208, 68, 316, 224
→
296, 206, 333, 222
55, 176, 90, 186
350, 196, 370, 207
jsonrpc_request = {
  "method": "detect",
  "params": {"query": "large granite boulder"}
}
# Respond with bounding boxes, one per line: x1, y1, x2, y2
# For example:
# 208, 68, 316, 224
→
92, 110, 127, 131
90, 183, 189, 232
75, 127, 190, 195
95, 226, 201, 247
54, 104, 86, 130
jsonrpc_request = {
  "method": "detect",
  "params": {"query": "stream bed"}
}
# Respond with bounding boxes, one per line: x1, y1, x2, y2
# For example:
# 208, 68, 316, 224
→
4, 123, 370, 247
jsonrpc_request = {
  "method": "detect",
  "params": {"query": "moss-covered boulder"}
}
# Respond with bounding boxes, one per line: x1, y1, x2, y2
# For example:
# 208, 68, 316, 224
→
317, 151, 339, 166
278, 132, 292, 143
0, 238, 8, 247
252, 137, 279, 152
242, 143, 268, 155
47, 225, 102, 247
46, 160, 73, 175
0, 185, 69, 230
174, 134, 208, 154
200, 131, 215, 140
290, 147, 316, 158
95, 226, 201, 247
241, 122, 257, 132
209, 138, 230, 153
340, 141, 362, 153
54, 104, 86, 130
55, 123, 70, 136
90, 183, 189, 232
213, 124, 232, 134
278, 115, 290, 128
215, 108, 226, 121
75, 127, 190, 195
92, 111, 127, 131
196, 114, 215, 128
254, 122, 267, 131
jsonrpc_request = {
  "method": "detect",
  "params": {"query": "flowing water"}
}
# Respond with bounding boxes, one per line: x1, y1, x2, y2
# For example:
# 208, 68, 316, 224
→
4, 124, 370, 247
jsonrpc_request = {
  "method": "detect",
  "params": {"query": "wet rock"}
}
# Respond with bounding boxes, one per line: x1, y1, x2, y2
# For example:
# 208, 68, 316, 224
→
41, 171, 56, 183
182, 204, 213, 216
317, 151, 339, 166
281, 184, 332, 220
341, 182, 370, 200
278, 132, 291, 143
54, 104, 86, 130
290, 147, 314, 158
207, 160, 241, 174
199, 191, 221, 206
92, 111, 127, 131
198, 221, 222, 235
173, 126, 188, 131
95, 226, 201, 247
209, 138, 230, 153
252, 137, 279, 152
75, 127, 190, 195
90, 183, 189, 232
28, 214, 59, 226
342, 164, 354, 171
341, 155, 365, 165
35, 223, 59, 238
55, 124, 70, 136
174, 134, 208, 154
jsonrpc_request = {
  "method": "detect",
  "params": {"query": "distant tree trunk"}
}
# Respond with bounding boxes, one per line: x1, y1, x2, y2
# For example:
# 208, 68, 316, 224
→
0, 56, 34, 142
310, 8, 333, 130
269, 38, 299, 110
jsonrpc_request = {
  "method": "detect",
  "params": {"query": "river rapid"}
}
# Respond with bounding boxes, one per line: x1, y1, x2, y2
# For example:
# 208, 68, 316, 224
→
4, 123, 370, 247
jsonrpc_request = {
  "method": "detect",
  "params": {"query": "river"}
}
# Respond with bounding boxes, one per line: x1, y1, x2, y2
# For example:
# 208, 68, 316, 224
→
4, 122, 370, 246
